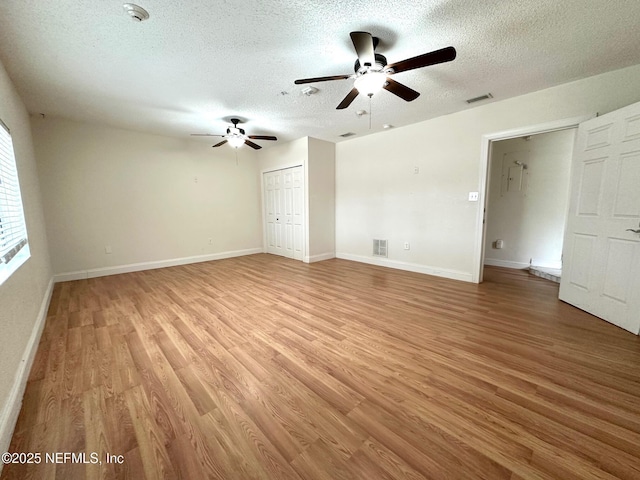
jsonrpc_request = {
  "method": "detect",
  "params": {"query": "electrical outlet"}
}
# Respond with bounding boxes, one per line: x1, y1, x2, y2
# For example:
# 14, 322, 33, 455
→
208, 238, 213, 245
404, 242, 410, 250
105, 245, 112, 254
468, 191, 479, 201
413, 166, 419, 174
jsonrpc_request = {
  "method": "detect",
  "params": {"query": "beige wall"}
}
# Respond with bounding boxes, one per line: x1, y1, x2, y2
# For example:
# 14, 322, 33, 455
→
335, 64, 640, 282
258, 136, 308, 173
484, 129, 575, 269
0, 62, 52, 453
32, 116, 263, 277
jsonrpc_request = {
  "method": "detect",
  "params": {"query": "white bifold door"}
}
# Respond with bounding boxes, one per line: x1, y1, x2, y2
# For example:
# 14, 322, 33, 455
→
264, 166, 304, 260
560, 101, 640, 334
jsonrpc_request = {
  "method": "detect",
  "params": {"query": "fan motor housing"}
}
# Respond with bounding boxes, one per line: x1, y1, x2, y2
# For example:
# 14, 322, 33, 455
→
354, 53, 387, 74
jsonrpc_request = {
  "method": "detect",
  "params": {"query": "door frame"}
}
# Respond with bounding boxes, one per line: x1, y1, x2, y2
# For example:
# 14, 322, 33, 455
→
472, 115, 594, 283
261, 163, 305, 260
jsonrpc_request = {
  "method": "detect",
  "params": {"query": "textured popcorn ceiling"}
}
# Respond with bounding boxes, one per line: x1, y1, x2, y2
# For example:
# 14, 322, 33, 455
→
1, 0, 639, 145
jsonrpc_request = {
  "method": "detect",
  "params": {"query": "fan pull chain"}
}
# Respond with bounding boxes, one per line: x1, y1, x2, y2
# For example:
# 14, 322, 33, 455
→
235, 149, 238, 166
369, 95, 372, 130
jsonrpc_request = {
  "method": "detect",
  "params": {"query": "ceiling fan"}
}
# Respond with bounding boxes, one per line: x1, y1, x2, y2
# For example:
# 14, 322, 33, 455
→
295, 32, 456, 109
191, 118, 277, 149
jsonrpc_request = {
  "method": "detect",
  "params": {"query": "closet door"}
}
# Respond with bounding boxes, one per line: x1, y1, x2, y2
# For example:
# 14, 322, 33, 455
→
264, 170, 285, 257
291, 166, 304, 260
263, 166, 304, 260
282, 168, 295, 258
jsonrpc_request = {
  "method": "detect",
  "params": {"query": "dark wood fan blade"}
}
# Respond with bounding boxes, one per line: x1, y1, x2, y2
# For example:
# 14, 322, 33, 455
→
212, 140, 228, 148
248, 135, 277, 141
350, 31, 375, 67
191, 133, 225, 137
387, 46, 456, 74
336, 88, 359, 110
244, 140, 262, 150
294, 75, 351, 85
383, 77, 420, 102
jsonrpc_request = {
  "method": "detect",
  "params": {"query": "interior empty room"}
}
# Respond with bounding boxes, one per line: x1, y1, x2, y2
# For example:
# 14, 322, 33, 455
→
1, 1, 640, 479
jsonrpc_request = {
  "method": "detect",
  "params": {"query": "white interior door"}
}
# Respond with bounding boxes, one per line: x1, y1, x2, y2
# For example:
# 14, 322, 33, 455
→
264, 170, 284, 257
560, 101, 640, 334
282, 168, 295, 258
291, 166, 304, 260
263, 166, 304, 260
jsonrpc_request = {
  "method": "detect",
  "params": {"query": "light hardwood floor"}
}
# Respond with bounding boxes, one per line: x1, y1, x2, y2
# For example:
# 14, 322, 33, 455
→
2, 254, 640, 479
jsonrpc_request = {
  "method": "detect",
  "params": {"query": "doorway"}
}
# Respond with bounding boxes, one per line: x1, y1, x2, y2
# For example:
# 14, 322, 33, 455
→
483, 128, 577, 282
473, 115, 593, 283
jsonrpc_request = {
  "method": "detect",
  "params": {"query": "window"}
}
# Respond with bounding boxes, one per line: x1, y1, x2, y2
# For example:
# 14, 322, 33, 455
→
0, 118, 30, 285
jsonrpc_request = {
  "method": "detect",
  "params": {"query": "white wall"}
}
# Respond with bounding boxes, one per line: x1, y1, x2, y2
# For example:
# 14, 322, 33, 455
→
32, 116, 263, 278
484, 129, 575, 269
0, 61, 52, 457
336, 64, 640, 282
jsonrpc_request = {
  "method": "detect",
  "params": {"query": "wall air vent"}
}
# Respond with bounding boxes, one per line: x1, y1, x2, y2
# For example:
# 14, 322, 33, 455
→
339, 132, 356, 138
466, 93, 493, 104
373, 239, 388, 257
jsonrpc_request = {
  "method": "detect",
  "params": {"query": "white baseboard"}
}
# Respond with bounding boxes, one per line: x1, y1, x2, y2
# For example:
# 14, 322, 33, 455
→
484, 258, 563, 270
53, 248, 263, 283
483, 258, 530, 269
531, 261, 563, 269
0, 278, 54, 460
336, 253, 473, 283
305, 252, 336, 263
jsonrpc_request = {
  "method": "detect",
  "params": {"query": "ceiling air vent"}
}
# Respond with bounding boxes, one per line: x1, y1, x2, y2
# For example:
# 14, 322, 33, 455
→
373, 239, 388, 257
339, 132, 356, 138
466, 93, 493, 104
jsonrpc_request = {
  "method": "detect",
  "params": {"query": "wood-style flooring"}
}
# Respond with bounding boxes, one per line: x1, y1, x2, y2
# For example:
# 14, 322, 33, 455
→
2, 254, 640, 479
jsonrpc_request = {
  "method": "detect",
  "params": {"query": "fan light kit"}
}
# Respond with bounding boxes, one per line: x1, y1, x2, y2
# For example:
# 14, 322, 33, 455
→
123, 3, 149, 22
353, 71, 386, 96
295, 31, 456, 110
227, 135, 245, 149
191, 118, 278, 150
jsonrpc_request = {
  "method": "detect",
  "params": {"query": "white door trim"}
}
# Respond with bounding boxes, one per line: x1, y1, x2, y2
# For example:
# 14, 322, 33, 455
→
472, 115, 594, 283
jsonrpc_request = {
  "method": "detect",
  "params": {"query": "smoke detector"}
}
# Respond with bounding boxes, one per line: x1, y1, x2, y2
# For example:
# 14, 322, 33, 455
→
123, 4, 149, 22
301, 86, 319, 96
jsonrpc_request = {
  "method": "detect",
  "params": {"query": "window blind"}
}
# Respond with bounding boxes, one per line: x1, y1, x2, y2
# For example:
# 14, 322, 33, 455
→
0, 119, 28, 265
